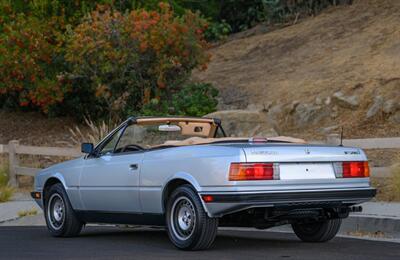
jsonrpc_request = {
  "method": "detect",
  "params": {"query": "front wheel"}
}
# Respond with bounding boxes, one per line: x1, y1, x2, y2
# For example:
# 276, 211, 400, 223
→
166, 185, 218, 250
44, 183, 83, 237
292, 218, 342, 242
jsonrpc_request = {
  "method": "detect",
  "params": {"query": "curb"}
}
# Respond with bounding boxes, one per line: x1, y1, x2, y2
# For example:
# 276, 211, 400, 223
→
341, 215, 400, 239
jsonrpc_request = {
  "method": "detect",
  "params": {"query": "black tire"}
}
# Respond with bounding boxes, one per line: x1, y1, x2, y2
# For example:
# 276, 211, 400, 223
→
292, 218, 342, 242
44, 183, 83, 237
166, 184, 218, 250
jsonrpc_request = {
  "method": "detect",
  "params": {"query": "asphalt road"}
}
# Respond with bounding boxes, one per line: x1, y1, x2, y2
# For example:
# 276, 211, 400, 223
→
0, 226, 399, 259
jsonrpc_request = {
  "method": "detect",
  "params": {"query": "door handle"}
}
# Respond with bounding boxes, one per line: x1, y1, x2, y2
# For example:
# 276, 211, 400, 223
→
129, 164, 138, 171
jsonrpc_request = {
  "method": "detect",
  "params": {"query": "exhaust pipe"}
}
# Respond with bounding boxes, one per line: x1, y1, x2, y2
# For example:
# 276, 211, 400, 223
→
350, 206, 363, 213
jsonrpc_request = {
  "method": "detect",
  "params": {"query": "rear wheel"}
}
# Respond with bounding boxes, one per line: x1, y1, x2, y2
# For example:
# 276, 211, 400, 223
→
292, 219, 341, 242
166, 185, 218, 250
44, 183, 83, 237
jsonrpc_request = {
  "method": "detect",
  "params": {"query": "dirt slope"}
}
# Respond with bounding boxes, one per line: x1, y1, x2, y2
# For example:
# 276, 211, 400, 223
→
194, 0, 400, 138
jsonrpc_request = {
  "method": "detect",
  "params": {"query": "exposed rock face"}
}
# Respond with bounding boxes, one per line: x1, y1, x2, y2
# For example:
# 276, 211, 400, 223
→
293, 103, 329, 127
383, 99, 400, 114
205, 110, 278, 137
366, 95, 384, 118
390, 111, 400, 123
332, 91, 359, 108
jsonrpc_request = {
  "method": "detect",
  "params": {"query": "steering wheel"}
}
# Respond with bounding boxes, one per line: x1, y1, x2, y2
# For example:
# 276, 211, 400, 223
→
120, 144, 144, 153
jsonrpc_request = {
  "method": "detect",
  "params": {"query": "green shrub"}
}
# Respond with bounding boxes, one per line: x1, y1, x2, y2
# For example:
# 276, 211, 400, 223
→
63, 3, 210, 121
141, 82, 218, 117
0, 163, 9, 187
0, 13, 68, 113
0, 164, 14, 202
204, 21, 232, 42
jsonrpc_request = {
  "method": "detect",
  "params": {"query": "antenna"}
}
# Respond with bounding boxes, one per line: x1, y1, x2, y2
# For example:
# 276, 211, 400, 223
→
340, 126, 344, 146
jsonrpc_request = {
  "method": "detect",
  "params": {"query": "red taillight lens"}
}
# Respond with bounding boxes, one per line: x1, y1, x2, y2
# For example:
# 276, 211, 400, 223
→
334, 161, 370, 178
229, 163, 276, 181
201, 195, 214, 203
342, 161, 370, 178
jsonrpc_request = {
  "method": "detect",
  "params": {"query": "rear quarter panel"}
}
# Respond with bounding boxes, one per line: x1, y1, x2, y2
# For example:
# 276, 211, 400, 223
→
140, 145, 246, 214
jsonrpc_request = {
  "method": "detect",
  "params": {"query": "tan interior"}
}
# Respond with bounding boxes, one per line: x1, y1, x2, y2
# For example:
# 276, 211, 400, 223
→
136, 117, 217, 138
135, 117, 306, 148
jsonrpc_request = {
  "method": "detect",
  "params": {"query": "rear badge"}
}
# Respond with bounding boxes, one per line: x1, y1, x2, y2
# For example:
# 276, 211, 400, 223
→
251, 151, 278, 155
305, 148, 311, 155
344, 150, 360, 155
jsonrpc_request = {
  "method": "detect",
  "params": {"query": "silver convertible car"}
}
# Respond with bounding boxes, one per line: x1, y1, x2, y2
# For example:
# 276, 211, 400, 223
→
31, 116, 376, 250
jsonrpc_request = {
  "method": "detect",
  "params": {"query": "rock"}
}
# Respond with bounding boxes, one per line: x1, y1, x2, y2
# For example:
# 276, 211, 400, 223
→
325, 97, 332, 106
267, 104, 283, 123
205, 110, 278, 137
319, 125, 340, 134
331, 106, 339, 118
366, 95, 384, 118
286, 101, 300, 114
383, 99, 400, 114
315, 97, 323, 105
293, 103, 329, 126
389, 111, 400, 123
332, 91, 359, 108
246, 103, 265, 111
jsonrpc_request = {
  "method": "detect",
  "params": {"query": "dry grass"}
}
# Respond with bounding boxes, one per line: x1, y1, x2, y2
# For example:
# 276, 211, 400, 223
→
347, 230, 387, 239
0, 161, 14, 202
0, 186, 15, 203
69, 118, 119, 145
372, 163, 400, 202
17, 208, 38, 218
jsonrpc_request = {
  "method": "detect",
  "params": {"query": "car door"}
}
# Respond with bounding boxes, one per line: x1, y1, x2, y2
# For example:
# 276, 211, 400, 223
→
79, 125, 144, 213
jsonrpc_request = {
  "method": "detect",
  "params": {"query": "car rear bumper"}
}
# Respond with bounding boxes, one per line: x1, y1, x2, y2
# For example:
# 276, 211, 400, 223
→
199, 187, 376, 217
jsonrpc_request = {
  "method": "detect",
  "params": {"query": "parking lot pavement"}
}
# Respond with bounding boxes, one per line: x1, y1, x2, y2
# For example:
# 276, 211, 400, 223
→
0, 226, 399, 259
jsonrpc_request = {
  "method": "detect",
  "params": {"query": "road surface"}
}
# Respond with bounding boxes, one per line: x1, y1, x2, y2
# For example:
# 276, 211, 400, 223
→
0, 226, 399, 259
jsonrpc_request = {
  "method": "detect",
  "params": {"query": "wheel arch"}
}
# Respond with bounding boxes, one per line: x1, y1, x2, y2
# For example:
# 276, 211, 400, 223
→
161, 173, 202, 213
42, 173, 67, 202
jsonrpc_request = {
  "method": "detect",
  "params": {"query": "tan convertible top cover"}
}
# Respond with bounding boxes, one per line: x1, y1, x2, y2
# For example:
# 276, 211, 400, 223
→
155, 136, 306, 148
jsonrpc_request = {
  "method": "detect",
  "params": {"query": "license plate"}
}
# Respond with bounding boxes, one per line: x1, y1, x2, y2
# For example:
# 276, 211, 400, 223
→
279, 163, 335, 180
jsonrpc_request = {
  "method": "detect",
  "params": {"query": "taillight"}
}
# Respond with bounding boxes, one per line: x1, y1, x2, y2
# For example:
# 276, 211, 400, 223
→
333, 161, 370, 178
229, 163, 279, 181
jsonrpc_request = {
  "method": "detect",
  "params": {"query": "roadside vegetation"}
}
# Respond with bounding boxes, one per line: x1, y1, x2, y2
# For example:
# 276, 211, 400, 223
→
17, 208, 38, 218
0, 161, 14, 203
372, 162, 400, 202
0, 0, 349, 124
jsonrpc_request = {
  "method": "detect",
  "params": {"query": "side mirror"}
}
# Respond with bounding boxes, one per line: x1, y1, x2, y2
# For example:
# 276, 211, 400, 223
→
81, 143, 94, 154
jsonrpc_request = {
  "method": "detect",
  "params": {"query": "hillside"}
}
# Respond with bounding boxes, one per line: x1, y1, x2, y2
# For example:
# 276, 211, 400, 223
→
1, 0, 399, 147
195, 0, 400, 139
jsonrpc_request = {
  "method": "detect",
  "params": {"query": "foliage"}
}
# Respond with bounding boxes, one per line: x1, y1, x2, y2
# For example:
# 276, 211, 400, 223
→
0, 0, 353, 120
204, 21, 232, 42
0, 162, 9, 187
0, 186, 14, 203
64, 3, 209, 121
141, 82, 218, 117
0, 13, 68, 112
0, 163, 14, 203
372, 163, 400, 202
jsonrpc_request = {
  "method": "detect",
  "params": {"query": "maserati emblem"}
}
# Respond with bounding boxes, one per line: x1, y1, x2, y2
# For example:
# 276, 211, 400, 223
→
305, 148, 311, 155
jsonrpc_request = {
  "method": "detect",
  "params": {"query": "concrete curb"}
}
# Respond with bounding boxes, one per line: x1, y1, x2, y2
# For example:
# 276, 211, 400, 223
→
342, 215, 400, 239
